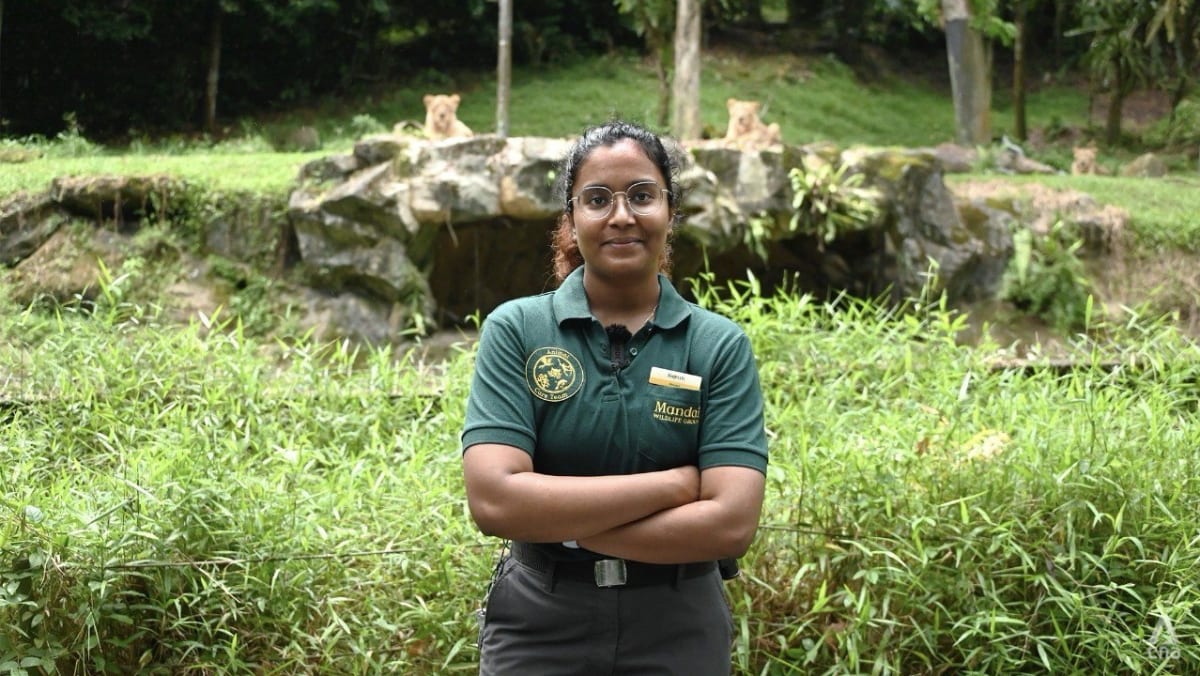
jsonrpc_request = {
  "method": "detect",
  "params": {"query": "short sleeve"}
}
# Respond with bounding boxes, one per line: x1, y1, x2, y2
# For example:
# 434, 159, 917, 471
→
460, 308, 537, 455
696, 331, 768, 473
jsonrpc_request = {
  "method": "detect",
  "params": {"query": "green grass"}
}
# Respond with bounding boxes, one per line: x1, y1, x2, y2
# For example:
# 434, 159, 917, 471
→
1024, 174, 1200, 252
948, 173, 1200, 252
2, 278, 1198, 673
0, 151, 331, 198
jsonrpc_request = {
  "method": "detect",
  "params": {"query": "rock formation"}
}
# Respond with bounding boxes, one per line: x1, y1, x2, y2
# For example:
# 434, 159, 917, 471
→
2, 135, 1023, 343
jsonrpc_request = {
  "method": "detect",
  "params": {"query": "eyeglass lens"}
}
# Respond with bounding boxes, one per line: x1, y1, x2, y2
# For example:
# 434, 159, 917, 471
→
575, 182, 666, 219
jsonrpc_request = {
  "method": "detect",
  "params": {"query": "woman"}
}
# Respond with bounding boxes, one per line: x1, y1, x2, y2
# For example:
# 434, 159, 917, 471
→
461, 120, 768, 675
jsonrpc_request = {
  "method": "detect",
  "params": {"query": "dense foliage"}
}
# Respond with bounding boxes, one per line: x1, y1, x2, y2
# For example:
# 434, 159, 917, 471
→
2, 276, 1197, 673
1, 0, 634, 138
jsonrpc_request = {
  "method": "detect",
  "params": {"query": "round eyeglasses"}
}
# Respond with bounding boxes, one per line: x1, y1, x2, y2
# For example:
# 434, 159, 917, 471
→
570, 181, 670, 221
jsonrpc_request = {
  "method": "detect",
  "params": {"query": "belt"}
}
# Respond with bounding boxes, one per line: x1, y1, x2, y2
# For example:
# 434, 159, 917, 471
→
510, 542, 715, 588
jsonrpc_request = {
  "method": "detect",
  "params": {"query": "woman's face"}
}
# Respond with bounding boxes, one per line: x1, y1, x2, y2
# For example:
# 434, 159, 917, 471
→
568, 139, 672, 284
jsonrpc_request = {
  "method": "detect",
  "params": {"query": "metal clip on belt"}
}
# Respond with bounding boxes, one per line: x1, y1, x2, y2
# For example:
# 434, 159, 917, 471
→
593, 558, 627, 587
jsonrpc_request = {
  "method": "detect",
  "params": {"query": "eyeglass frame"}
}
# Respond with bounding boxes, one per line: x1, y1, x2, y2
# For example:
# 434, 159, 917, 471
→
567, 181, 672, 221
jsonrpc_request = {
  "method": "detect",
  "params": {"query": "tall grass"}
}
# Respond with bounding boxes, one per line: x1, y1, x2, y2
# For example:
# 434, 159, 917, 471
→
698, 274, 1200, 673
3, 274, 1198, 673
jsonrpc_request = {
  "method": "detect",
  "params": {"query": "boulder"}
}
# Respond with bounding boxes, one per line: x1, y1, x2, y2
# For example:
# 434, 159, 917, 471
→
1119, 153, 1168, 178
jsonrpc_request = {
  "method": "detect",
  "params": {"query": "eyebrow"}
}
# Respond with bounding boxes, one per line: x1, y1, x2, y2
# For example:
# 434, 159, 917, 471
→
579, 178, 659, 190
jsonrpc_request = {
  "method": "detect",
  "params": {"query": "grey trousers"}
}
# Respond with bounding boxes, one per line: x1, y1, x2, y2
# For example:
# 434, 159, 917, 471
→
477, 556, 735, 675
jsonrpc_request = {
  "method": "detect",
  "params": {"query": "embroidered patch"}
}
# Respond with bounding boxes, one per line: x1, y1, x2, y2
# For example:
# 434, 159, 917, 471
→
652, 399, 702, 425
525, 347, 584, 402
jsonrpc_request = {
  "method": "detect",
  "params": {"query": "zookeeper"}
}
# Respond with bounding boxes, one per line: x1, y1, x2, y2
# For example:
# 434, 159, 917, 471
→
461, 119, 769, 676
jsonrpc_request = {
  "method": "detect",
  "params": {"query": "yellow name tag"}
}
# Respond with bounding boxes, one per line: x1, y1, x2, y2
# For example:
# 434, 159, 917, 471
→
649, 366, 702, 391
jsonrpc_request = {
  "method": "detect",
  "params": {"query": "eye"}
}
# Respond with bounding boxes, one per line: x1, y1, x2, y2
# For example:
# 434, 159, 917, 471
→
629, 189, 655, 205
628, 184, 658, 205
580, 189, 611, 209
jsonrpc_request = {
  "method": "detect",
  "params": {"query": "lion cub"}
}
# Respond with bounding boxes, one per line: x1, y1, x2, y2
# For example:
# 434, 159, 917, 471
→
725, 98, 782, 148
422, 93, 473, 141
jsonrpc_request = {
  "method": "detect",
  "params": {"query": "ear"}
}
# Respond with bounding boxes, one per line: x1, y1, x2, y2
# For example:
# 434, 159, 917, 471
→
451, 94, 461, 106
726, 98, 736, 110
752, 101, 762, 112
424, 94, 433, 107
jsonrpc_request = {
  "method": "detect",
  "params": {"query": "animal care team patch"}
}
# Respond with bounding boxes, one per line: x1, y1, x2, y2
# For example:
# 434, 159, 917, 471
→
525, 347, 584, 402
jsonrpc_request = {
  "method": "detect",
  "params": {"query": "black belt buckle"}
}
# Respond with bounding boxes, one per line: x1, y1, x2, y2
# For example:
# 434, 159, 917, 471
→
594, 559, 627, 587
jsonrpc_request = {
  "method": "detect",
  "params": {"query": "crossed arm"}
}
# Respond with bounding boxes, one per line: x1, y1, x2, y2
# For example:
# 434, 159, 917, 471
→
462, 442, 766, 564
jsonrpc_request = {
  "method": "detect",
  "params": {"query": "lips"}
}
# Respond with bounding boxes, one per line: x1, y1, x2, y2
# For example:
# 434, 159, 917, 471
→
605, 237, 642, 246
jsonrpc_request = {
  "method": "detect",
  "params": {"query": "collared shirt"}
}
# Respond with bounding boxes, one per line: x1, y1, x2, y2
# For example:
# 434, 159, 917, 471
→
461, 266, 768, 478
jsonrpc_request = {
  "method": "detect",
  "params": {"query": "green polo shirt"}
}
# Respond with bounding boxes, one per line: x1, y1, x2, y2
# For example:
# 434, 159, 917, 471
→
461, 266, 768, 478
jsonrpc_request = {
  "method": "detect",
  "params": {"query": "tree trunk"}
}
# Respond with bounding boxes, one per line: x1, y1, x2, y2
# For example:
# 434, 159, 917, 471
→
1013, 0, 1028, 141
647, 31, 670, 128
787, 0, 817, 26
0, 0, 5, 125
204, 5, 222, 135
496, 0, 512, 138
1106, 64, 1126, 145
746, 0, 763, 25
942, 0, 992, 145
1052, 0, 1066, 64
672, 0, 702, 139
1169, 6, 1199, 111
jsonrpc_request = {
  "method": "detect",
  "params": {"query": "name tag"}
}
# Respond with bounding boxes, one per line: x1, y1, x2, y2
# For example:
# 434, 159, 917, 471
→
649, 366, 702, 391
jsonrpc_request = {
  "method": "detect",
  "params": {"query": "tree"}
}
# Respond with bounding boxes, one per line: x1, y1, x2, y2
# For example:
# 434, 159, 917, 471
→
1008, 0, 1058, 141
1011, 0, 1028, 140
496, 0, 512, 138
615, 0, 675, 127
205, 1, 230, 135
1147, 0, 1200, 111
941, 0, 994, 145
1074, 0, 1162, 145
672, 0, 702, 139
0, 0, 5, 127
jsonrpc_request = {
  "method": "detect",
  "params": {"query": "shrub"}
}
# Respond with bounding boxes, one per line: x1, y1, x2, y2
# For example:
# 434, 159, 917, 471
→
1001, 220, 1095, 333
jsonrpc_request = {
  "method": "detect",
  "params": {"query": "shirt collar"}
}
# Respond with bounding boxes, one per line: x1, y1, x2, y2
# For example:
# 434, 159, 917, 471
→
553, 266, 691, 330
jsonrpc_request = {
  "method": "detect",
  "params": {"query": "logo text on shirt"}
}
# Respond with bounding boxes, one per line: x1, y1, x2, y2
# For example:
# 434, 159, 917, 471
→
653, 400, 701, 425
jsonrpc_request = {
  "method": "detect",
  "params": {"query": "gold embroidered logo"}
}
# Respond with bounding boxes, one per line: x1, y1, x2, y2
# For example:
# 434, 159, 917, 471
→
653, 400, 701, 425
526, 347, 584, 402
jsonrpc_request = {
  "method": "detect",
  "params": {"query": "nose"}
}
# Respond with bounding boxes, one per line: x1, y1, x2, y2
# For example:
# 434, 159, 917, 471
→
608, 193, 636, 224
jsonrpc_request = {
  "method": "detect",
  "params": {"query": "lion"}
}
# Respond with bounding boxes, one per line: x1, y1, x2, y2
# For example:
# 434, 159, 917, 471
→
421, 93, 473, 141
725, 98, 782, 149
1070, 146, 1099, 176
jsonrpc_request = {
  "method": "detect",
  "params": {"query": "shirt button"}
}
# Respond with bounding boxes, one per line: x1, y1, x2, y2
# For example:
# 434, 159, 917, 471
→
629, 347, 639, 356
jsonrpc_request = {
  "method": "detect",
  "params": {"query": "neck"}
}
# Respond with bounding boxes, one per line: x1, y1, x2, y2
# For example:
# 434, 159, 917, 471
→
582, 271, 660, 314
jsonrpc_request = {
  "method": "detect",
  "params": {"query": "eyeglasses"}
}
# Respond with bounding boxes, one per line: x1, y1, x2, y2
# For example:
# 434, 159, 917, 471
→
570, 181, 670, 221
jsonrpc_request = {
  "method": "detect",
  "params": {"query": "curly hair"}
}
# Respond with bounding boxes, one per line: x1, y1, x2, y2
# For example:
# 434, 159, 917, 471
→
550, 120, 684, 284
